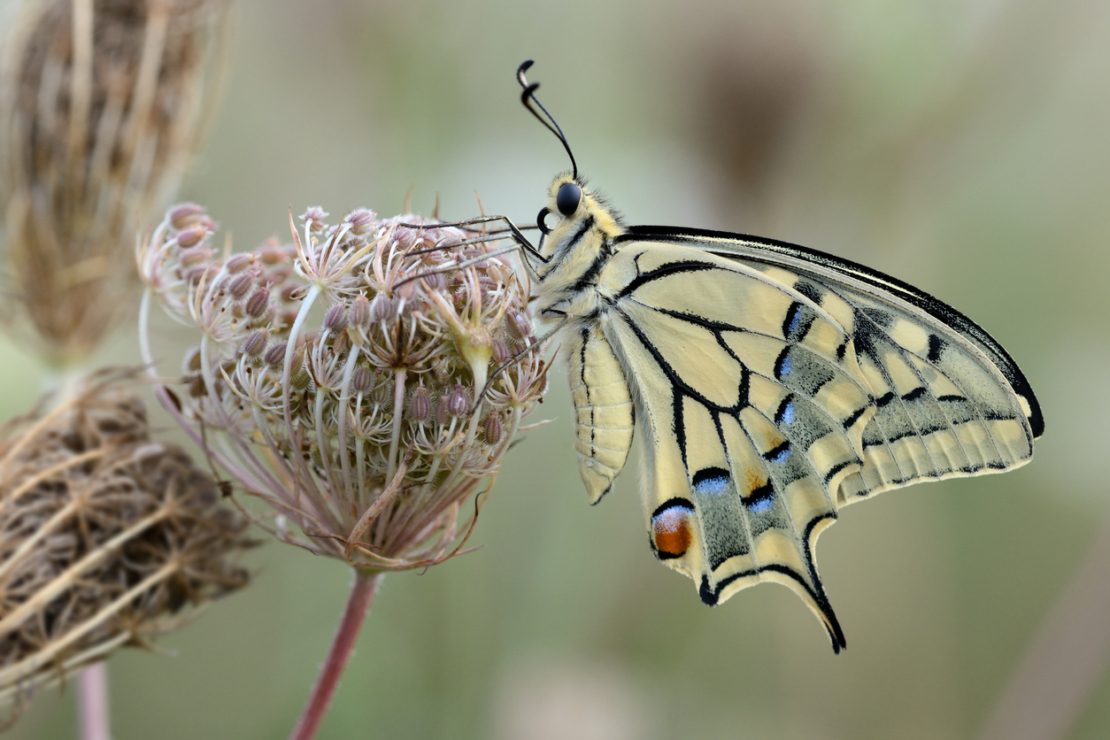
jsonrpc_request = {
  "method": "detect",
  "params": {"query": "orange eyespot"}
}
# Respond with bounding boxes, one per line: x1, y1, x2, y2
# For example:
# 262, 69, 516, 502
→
652, 502, 694, 558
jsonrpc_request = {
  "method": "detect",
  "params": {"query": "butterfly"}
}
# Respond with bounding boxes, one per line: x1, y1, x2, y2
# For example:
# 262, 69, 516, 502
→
480, 61, 1042, 652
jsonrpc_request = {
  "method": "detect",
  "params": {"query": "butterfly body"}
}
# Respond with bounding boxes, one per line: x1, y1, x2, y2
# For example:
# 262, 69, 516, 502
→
527, 171, 1042, 652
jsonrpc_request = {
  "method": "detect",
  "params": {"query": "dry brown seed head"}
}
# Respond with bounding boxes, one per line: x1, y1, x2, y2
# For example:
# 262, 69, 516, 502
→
0, 373, 252, 710
0, 0, 232, 364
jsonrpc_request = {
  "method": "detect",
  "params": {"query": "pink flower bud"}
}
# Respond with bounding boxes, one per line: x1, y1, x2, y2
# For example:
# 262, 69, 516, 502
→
409, 387, 431, 422
245, 287, 270, 318
324, 304, 348, 333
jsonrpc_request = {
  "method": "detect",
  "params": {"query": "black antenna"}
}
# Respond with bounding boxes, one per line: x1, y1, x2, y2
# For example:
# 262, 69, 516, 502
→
517, 60, 578, 179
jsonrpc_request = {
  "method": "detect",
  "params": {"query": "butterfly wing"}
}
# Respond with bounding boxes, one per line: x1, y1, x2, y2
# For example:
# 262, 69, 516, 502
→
585, 233, 1039, 651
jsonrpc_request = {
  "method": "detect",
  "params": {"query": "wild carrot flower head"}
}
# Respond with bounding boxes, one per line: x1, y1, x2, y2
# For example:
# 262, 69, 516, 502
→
0, 372, 251, 717
138, 205, 548, 571
0, 0, 231, 363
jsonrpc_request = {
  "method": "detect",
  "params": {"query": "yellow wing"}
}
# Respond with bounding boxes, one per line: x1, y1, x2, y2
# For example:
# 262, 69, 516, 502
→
571, 236, 1039, 652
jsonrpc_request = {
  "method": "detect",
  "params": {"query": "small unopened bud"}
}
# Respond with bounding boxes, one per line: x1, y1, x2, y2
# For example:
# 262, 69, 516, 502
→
238, 329, 268, 358
187, 263, 220, 285
260, 241, 285, 265
264, 342, 288, 366
170, 203, 206, 229
291, 368, 312, 390
485, 412, 502, 445
324, 304, 348, 332
371, 294, 394, 322
176, 226, 208, 248
350, 366, 374, 393
302, 206, 328, 232
226, 273, 254, 299
492, 339, 511, 365
180, 247, 213, 267
447, 384, 470, 417
245, 287, 270, 318
410, 387, 431, 422
331, 332, 349, 356
507, 311, 531, 340
225, 253, 254, 273
435, 398, 451, 425
422, 271, 446, 291
344, 208, 377, 235
349, 295, 371, 328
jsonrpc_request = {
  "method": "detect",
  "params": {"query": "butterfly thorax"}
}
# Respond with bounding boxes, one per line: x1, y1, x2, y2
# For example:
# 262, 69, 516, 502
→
532, 176, 625, 324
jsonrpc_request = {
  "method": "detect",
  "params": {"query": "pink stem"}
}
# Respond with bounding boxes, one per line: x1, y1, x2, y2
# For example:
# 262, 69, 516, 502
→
289, 571, 383, 740
77, 662, 110, 740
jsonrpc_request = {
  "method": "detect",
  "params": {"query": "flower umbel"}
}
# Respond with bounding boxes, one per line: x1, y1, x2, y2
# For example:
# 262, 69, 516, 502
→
139, 205, 548, 571
0, 371, 252, 717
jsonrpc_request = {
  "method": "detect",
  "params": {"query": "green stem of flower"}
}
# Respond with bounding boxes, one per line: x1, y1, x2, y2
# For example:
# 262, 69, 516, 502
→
289, 571, 383, 740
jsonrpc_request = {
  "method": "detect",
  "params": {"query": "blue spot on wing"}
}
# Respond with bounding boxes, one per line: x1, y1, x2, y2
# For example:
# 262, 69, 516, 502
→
749, 497, 774, 514
781, 402, 795, 425
773, 448, 791, 465
693, 475, 730, 495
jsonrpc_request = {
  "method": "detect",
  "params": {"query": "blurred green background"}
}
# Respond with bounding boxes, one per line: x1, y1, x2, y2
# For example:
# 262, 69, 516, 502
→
4, 0, 1110, 737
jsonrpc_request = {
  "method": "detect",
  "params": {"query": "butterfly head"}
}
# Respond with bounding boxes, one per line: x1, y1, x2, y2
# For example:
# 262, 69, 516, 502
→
535, 173, 624, 259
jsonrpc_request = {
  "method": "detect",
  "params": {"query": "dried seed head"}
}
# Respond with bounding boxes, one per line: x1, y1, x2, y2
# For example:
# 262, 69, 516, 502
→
0, 373, 251, 713
0, 0, 233, 364
140, 206, 548, 572
170, 203, 206, 229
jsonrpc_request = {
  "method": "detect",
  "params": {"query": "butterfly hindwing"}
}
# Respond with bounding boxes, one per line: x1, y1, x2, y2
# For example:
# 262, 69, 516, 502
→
593, 243, 884, 649
566, 324, 635, 504
571, 237, 1036, 649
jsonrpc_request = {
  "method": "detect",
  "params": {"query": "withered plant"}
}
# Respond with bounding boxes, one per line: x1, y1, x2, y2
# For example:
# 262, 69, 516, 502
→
0, 371, 252, 725
0, 0, 231, 364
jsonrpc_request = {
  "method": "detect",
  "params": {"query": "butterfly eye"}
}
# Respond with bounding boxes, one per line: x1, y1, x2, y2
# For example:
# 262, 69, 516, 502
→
556, 182, 581, 216
537, 207, 553, 235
